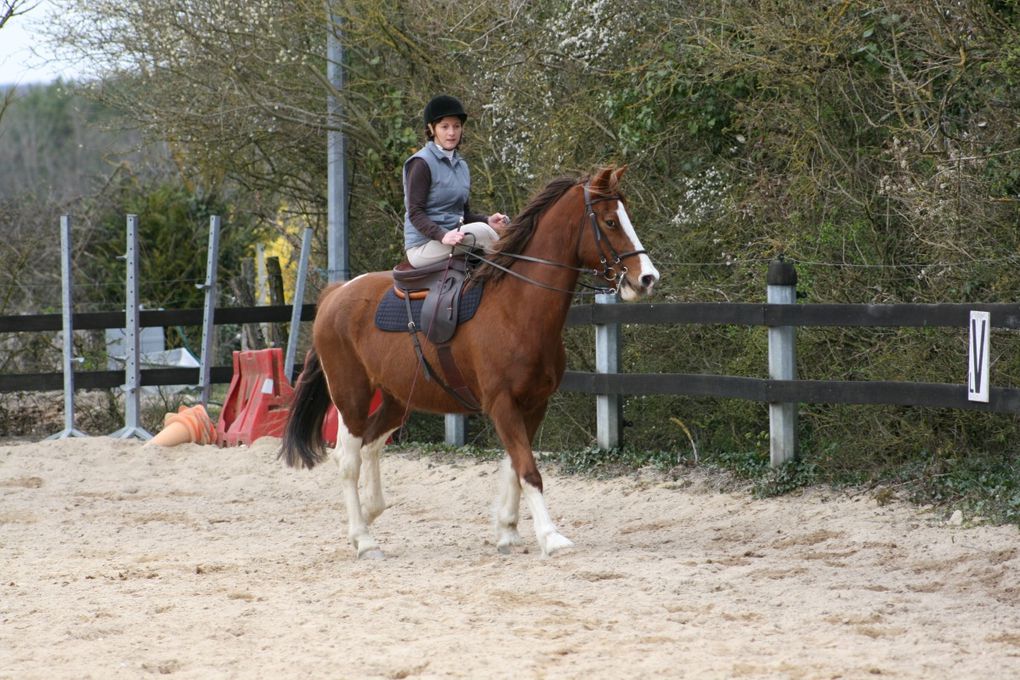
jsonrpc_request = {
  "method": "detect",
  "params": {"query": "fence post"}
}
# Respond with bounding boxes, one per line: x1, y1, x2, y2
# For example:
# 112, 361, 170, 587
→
265, 256, 286, 347
767, 258, 798, 465
110, 214, 152, 440
198, 215, 220, 407
595, 292, 622, 449
47, 215, 87, 439
445, 413, 466, 447
285, 227, 313, 383
235, 260, 263, 350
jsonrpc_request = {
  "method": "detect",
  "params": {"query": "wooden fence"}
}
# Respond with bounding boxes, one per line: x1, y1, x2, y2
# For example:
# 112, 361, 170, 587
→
0, 304, 314, 393
4, 294, 1019, 459
561, 301, 1020, 412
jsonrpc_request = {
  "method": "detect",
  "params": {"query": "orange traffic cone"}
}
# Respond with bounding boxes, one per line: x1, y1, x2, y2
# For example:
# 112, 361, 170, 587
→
145, 404, 216, 447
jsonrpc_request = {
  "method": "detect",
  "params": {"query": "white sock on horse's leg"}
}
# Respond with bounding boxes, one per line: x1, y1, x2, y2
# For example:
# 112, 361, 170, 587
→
494, 456, 522, 553
359, 429, 397, 525
521, 482, 574, 557
332, 417, 380, 558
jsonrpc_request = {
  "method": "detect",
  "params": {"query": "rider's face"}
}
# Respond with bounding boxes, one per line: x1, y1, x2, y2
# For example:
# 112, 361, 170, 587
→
430, 117, 463, 150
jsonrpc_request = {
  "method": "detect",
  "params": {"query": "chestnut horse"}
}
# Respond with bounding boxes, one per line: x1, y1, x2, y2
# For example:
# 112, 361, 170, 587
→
280, 166, 659, 558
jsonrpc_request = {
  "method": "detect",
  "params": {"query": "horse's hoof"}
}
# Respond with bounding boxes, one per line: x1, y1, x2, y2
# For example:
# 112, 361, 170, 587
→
541, 532, 574, 557
358, 548, 385, 560
496, 529, 522, 555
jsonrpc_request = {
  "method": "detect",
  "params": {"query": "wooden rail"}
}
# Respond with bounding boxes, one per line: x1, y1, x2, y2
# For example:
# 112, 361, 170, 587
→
0, 304, 314, 393
4, 299, 1018, 459
4, 302, 1018, 410
560, 302, 1020, 414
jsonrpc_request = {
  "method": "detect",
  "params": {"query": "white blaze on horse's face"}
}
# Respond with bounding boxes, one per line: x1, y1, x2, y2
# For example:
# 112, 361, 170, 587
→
615, 203, 659, 301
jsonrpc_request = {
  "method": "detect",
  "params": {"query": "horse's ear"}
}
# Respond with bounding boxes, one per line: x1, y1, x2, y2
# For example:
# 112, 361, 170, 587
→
611, 165, 628, 187
592, 166, 614, 193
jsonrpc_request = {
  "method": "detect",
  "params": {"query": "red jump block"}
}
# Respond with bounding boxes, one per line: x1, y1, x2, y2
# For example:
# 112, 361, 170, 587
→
217, 348, 294, 447
321, 389, 385, 447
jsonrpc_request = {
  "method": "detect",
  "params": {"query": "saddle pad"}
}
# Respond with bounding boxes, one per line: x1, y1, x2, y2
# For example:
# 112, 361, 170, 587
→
374, 283, 484, 333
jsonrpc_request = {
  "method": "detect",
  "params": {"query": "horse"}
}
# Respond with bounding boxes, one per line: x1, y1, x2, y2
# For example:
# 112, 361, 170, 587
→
280, 165, 660, 558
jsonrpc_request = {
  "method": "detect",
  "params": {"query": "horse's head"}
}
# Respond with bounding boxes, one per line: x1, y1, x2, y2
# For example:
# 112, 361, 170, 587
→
579, 166, 660, 301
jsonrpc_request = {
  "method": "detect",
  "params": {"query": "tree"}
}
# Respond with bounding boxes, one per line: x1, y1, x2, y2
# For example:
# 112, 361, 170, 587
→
0, 0, 34, 123
46, 0, 680, 272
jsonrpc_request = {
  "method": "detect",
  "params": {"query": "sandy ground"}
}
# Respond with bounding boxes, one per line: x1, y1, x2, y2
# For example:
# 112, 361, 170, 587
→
1, 436, 1018, 680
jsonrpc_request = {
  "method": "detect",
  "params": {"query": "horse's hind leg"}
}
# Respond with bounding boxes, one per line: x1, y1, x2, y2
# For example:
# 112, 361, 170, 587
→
331, 411, 384, 559
358, 392, 404, 525
359, 437, 387, 526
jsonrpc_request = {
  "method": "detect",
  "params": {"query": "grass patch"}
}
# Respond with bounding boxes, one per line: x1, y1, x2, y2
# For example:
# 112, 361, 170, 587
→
902, 455, 1020, 525
387, 440, 504, 464
696, 449, 818, 498
551, 445, 684, 477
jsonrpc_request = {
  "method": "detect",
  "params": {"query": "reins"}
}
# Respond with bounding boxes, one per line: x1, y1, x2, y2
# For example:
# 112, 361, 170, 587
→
461, 181, 648, 297
458, 248, 616, 296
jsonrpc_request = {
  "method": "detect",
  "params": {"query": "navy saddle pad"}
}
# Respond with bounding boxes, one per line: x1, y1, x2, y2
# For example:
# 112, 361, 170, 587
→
374, 283, 484, 333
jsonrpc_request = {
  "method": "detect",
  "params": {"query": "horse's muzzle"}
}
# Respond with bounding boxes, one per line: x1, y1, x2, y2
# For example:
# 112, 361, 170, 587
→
619, 269, 658, 301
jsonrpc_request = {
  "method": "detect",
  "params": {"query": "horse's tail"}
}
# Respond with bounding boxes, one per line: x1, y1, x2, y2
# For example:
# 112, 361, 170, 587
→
279, 349, 333, 469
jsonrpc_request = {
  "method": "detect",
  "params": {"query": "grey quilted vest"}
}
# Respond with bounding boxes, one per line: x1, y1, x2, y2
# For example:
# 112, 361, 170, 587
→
402, 142, 471, 249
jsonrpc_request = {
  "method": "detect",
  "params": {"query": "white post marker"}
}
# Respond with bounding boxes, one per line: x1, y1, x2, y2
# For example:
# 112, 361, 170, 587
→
968, 310, 990, 403
767, 259, 798, 466
595, 292, 621, 450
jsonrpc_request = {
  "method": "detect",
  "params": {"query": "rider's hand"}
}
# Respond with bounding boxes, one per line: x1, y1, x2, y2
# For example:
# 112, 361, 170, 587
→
488, 213, 509, 231
441, 230, 465, 246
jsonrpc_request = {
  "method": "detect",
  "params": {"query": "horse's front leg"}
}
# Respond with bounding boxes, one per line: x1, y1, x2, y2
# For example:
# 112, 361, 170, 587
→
494, 455, 522, 553
520, 471, 574, 557
490, 399, 573, 557
494, 402, 550, 553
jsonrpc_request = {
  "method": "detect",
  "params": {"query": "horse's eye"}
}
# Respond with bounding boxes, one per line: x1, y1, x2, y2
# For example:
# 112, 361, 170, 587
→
605, 218, 617, 229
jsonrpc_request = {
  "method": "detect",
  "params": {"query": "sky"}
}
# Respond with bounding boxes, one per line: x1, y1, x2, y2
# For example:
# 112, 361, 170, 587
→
0, 1, 87, 85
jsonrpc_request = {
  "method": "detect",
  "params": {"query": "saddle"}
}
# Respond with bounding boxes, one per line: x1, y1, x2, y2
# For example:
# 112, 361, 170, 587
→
381, 255, 483, 411
391, 257, 469, 344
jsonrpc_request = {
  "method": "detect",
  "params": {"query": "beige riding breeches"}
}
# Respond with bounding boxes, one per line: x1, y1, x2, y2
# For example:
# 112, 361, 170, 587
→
405, 222, 499, 268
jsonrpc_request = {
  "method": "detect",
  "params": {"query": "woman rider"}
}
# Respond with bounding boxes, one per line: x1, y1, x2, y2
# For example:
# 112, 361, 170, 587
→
402, 95, 509, 268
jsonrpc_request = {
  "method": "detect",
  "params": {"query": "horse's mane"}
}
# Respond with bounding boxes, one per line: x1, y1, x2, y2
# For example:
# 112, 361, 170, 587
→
471, 174, 587, 286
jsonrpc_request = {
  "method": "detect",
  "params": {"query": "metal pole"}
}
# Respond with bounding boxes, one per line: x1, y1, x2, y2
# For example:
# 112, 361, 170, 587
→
47, 214, 86, 439
326, 3, 350, 283
595, 292, 622, 449
767, 258, 798, 466
110, 214, 152, 440
445, 414, 466, 447
198, 215, 221, 406
285, 227, 313, 382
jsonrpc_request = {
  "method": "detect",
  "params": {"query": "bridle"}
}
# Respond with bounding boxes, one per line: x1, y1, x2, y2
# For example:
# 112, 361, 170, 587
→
582, 183, 648, 286
460, 181, 648, 296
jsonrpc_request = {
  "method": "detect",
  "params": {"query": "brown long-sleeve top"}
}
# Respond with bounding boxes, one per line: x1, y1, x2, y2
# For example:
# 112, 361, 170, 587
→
405, 157, 489, 241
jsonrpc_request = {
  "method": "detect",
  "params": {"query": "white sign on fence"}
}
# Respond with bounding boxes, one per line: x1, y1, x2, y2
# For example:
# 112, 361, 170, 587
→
968, 311, 990, 403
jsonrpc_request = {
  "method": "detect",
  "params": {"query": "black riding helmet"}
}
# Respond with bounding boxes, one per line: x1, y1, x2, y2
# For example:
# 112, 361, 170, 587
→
423, 95, 468, 126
